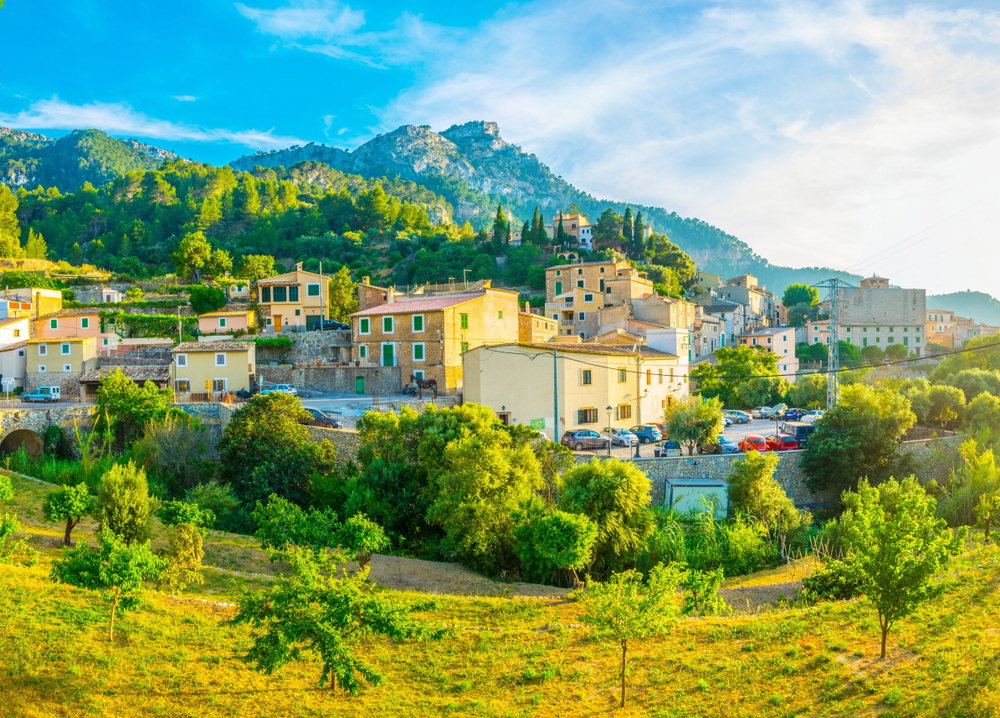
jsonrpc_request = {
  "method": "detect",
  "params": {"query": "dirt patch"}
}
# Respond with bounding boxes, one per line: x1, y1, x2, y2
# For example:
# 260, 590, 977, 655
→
363, 554, 569, 598
720, 581, 801, 613
836, 648, 921, 678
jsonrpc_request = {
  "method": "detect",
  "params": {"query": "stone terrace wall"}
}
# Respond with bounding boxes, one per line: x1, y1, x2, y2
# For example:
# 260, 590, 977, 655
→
256, 364, 296, 387
301, 366, 401, 395
305, 426, 362, 466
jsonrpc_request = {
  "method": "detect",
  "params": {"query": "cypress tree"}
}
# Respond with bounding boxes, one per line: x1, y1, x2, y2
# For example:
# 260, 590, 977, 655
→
538, 213, 546, 244
492, 203, 509, 253
520, 220, 529, 245
633, 210, 645, 256
622, 207, 633, 248
531, 206, 540, 236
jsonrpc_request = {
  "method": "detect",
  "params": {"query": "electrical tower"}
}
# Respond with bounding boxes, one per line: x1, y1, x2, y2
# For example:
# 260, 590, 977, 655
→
814, 278, 856, 408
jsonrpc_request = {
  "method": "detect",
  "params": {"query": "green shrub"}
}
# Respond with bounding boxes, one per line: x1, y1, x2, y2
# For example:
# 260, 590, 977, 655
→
337, 513, 389, 569
801, 559, 862, 603
94, 462, 161, 544
514, 508, 597, 586
252, 494, 340, 554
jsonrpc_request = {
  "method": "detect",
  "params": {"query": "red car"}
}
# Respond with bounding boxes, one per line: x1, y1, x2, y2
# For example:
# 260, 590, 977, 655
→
765, 434, 799, 452
738, 435, 770, 453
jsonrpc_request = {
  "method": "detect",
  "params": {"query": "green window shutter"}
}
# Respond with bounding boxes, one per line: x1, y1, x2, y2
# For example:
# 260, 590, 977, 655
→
413, 315, 424, 331
460, 314, 468, 329
261, 287, 271, 303
289, 286, 299, 302
360, 318, 369, 333
414, 344, 424, 360
383, 316, 393, 333
577, 410, 585, 424
555, 281, 562, 295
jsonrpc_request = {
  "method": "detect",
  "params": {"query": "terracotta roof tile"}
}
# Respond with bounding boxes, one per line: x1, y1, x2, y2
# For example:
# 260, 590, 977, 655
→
172, 341, 255, 353
351, 293, 483, 317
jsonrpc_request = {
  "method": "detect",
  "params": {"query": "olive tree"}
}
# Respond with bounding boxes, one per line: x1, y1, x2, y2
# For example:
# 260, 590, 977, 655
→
662, 395, 724, 456
51, 527, 164, 641
580, 564, 685, 707
842, 477, 965, 658
42, 483, 95, 546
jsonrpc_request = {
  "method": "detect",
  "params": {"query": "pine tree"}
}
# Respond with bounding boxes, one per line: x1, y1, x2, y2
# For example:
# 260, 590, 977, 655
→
622, 207, 634, 250
0, 185, 24, 259
557, 212, 567, 245
492, 203, 509, 253
24, 228, 48, 260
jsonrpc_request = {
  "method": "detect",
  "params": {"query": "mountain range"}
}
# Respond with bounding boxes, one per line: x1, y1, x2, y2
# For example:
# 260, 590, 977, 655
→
3, 120, 1000, 324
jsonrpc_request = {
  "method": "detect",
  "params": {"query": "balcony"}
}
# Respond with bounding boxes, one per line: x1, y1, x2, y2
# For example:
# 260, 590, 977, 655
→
561, 320, 575, 327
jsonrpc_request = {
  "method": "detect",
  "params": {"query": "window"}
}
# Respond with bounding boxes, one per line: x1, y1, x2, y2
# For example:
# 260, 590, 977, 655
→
578, 312, 585, 321
13, 329, 19, 338
219, 317, 227, 328
38, 365, 45, 372
49, 318, 57, 330
413, 370, 424, 380
599, 279, 605, 292
63, 364, 72, 372
17, 350, 23, 358
646, 369, 652, 386
577, 268, 583, 274
38, 344, 47, 356
658, 369, 663, 384
606, 287, 612, 294
295, 309, 300, 316
552, 314, 558, 320
618, 368, 627, 383
460, 314, 469, 329
413, 343, 425, 361
413, 315, 424, 332
102, 338, 108, 346
670, 367, 675, 382
461, 342, 469, 353
261, 287, 271, 303
213, 379, 227, 392
767, 337, 772, 344
582, 370, 592, 385
307, 283, 320, 297
584, 293, 593, 303
176, 354, 188, 367
577, 280, 584, 288
273, 286, 287, 302
383, 316, 394, 333
215, 353, 227, 366
289, 286, 299, 302
555, 281, 562, 295
578, 408, 598, 424
360, 318, 370, 334
60, 343, 70, 355
555, 270, 561, 276
600, 267, 605, 273
266, 318, 272, 326
175, 379, 190, 392
81, 317, 90, 329
616, 404, 632, 420
782, 334, 787, 341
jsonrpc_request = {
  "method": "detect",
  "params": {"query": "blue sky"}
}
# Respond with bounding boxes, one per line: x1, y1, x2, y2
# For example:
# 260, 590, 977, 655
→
3, 0, 1000, 297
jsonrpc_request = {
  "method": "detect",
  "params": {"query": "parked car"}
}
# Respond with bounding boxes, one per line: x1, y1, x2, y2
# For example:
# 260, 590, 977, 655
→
738, 434, 771, 452
722, 417, 732, 427
724, 410, 752, 424
770, 403, 789, 419
560, 430, 609, 451
629, 425, 662, 444
751, 406, 773, 419
22, 386, 60, 403
260, 383, 298, 396
779, 421, 817, 447
801, 410, 825, 425
698, 434, 740, 454
764, 434, 800, 451
784, 407, 807, 420
314, 319, 350, 331
605, 428, 639, 446
301, 407, 342, 429
654, 440, 683, 457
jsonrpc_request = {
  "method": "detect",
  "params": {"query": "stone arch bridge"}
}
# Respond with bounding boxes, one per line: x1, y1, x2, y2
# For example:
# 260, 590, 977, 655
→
0, 405, 98, 457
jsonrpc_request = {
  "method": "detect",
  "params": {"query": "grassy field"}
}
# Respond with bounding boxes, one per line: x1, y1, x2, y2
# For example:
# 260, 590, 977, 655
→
3, 472, 1000, 717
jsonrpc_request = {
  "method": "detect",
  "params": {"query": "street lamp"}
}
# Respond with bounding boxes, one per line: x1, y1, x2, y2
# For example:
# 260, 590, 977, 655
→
606, 405, 613, 457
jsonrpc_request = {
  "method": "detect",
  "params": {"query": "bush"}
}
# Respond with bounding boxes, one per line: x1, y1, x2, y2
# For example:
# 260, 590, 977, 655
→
337, 513, 389, 569
158, 499, 216, 529
801, 559, 862, 603
252, 494, 340, 554
514, 508, 597, 586
133, 414, 216, 496
188, 284, 227, 314
185, 483, 240, 531
94, 462, 161, 544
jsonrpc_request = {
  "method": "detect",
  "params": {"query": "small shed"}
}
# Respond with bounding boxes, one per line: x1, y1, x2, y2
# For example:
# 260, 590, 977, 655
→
664, 478, 728, 519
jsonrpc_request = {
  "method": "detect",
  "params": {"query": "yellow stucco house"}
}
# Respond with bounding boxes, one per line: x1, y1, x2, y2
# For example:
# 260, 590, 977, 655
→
170, 341, 256, 396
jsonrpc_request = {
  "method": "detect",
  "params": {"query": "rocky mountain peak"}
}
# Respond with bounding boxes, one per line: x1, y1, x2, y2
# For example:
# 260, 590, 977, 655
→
441, 121, 506, 150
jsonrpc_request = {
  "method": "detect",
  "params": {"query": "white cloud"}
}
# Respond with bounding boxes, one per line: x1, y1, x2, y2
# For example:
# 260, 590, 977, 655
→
235, 1, 464, 68
374, 0, 1000, 297
235, 0, 365, 41
173, 95, 198, 102
0, 97, 305, 150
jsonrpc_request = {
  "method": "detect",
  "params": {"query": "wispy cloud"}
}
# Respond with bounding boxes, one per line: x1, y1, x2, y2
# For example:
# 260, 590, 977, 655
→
374, 0, 1000, 296
173, 95, 198, 102
235, 0, 464, 68
0, 97, 305, 150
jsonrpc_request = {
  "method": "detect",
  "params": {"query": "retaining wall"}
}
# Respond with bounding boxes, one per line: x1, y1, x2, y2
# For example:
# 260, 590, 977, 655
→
301, 366, 401, 395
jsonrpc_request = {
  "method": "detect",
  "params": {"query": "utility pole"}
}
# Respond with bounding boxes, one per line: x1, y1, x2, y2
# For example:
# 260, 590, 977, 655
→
814, 278, 856, 408
552, 346, 559, 442
319, 260, 324, 333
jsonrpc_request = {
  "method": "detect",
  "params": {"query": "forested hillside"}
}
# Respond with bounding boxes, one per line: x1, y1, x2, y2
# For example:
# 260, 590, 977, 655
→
928, 291, 1000, 326
0, 128, 178, 192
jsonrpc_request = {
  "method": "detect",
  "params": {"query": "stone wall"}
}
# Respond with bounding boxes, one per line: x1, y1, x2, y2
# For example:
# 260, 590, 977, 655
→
26, 371, 85, 398
255, 331, 353, 366
180, 402, 226, 444
301, 366, 401, 395
305, 426, 363, 466
256, 363, 297, 387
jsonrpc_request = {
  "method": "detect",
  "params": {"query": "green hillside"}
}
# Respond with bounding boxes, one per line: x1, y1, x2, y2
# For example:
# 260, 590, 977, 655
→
928, 291, 1000, 326
0, 128, 175, 192
3, 470, 998, 718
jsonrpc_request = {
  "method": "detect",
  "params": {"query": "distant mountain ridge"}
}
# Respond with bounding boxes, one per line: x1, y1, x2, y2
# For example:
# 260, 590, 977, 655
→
928, 291, 1000, 327
0, 128, 182, 191
230, 121, 858, 292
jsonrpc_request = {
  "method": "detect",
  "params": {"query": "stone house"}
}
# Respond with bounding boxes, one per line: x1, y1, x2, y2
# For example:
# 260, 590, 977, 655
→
350, 287, 520, 395
518, 311, 558, 343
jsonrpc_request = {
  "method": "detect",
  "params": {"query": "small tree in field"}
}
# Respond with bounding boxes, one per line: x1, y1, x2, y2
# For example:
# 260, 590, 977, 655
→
43, 483, 95, 546
662, 396, 724, 455
337, 513, 389, 569
515, 509, 598, 586
231, 546, 447, 694
51, 527, 164, 641
580, 564, 685, 708
843, 477, 965, 659
94, 462, 160, 544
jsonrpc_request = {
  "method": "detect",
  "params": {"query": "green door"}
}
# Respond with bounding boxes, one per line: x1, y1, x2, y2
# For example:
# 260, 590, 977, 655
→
355, 376, 364, 394
382, 343, 394, 367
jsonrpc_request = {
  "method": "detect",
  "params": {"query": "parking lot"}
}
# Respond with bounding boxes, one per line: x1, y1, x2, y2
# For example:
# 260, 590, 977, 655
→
567, 415, 798, 459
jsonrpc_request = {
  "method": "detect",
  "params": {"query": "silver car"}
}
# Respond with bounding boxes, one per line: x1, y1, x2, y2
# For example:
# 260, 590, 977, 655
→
261, 383, 298, 396
604, 428, 639, 446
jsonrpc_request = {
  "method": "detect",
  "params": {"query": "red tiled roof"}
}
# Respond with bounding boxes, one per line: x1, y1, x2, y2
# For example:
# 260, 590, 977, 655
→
351, 294, 483, 317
